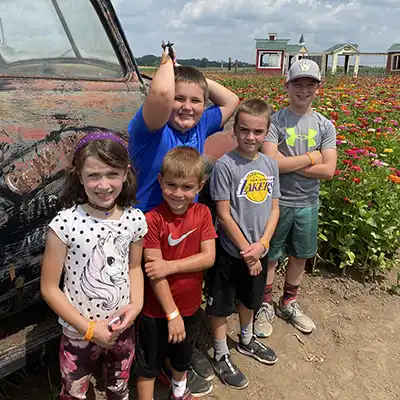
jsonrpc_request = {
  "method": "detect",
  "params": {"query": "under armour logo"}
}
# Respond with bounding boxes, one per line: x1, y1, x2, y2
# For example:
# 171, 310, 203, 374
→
286, 127, 317, 147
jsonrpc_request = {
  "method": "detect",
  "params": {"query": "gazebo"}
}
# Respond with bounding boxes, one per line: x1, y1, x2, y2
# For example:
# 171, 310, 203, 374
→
322, 43, 361, 76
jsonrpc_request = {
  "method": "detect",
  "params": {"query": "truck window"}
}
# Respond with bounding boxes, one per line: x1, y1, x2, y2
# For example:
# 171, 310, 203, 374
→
0, 0, 123, 79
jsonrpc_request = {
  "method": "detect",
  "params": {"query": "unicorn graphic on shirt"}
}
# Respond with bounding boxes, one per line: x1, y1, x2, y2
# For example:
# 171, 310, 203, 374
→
81, 231, 130, 311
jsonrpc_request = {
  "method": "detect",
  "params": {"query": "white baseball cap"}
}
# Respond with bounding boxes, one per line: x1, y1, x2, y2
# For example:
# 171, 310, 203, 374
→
286, 59, 321, 83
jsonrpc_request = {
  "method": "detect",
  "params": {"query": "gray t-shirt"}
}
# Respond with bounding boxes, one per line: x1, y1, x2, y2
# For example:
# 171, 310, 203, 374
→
265, 108, 336, 207
210, 151, 280, 258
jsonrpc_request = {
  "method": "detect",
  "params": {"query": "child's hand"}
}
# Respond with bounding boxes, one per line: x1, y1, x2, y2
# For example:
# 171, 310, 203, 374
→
240, 242, 265, 265
108, 303, 141, 334
145, 257, 174, 279
92, 320, 119, 348
168, 315, 186, 344
161, 41, 176, 65
248, 259, 263, 276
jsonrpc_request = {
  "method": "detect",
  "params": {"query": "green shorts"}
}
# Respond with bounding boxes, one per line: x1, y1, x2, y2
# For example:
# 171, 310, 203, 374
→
269, 203, 319, 261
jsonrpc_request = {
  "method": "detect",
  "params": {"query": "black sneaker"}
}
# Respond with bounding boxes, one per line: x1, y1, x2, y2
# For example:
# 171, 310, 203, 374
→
236, 336, 278, 365
211, 354, 248, 390
192, 346, 215, 381
159, 365, 213, 398
187, 367, 213, 398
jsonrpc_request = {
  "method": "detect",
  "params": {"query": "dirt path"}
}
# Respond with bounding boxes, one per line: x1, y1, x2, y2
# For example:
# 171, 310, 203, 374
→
2, 269, 400, 400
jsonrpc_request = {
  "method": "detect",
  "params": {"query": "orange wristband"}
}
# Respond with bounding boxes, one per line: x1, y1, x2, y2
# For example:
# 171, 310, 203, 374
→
84, 321, 96, 341
161, 57, 173, 66
306, 152, 315, 166
166, 309, 180, 321
259, 238, 269, 250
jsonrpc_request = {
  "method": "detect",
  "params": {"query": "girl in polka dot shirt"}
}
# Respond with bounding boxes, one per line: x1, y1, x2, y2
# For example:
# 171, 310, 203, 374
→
40, 132, 148, 400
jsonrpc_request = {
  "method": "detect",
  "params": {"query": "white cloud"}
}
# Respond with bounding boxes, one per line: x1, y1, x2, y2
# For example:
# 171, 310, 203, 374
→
112, 0, 400, 62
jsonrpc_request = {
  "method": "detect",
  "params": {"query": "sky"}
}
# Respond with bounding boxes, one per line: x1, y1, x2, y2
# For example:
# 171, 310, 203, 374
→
112, 0, 399, 63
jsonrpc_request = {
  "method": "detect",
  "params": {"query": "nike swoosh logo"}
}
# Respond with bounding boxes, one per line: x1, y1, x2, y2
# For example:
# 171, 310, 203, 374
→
167, 229, 197, 246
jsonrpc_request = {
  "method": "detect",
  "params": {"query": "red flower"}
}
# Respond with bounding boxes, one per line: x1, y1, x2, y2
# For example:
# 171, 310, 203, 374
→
342, 159, 353, 166
352, 177, 361, 184
343, 197, 351, 203
351, 165, 363, 172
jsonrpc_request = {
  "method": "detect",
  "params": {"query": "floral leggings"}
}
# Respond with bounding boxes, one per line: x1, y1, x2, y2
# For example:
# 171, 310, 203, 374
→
59, 326, 135, 400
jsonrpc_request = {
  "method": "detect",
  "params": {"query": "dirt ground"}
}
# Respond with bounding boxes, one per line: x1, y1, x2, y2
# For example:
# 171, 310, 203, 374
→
2, 266, 400, 400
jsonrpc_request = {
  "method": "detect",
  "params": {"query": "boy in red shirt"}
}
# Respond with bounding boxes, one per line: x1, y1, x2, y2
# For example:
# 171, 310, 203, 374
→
135, 146, 217, 400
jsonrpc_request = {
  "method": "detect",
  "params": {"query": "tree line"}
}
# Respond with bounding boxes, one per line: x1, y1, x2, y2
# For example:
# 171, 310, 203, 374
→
136, 54, 255, 68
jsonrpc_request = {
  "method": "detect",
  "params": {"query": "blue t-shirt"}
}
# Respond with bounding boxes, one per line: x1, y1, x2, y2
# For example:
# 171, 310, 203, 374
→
128, 105, 222, 212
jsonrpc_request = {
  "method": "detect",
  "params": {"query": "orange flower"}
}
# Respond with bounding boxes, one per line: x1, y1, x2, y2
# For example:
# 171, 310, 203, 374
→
388, 174, 400, 184
337, 135, 346, 140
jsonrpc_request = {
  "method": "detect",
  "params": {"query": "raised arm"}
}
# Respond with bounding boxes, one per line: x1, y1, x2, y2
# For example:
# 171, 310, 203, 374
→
142, 48, 175, 131
206, 78, 239, 126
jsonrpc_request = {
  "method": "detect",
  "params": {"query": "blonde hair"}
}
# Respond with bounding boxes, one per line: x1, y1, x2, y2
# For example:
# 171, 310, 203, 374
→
175, 66, 209, 103
160, 146, 205, 183
234, 99, 273, 131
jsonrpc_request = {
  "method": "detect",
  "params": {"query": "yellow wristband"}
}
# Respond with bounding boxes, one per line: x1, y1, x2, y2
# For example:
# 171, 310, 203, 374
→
166, 309, 180, 321
306, 152, 315, 166
84, 321, 96, 341
259, 239, 269, 250
161, 57, 173, 66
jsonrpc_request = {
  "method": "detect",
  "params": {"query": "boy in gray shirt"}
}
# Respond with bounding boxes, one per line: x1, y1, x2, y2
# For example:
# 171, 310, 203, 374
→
258, 59, 337, 337
206, 99, 280, 389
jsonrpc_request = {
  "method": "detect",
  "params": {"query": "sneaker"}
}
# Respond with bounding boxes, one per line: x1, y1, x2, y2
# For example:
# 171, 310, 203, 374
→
169, 387, 197, 400
211, 354, 248, 390
159, 366, 212, 398
276, 298, 316, 333
236, 336, 278, 365
254, 302, 275, 338
192, 346, 215, 381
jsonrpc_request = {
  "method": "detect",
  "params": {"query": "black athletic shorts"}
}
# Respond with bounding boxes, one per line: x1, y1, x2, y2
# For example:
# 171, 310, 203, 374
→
205, 241, 268, 317
135, 309, 200, 378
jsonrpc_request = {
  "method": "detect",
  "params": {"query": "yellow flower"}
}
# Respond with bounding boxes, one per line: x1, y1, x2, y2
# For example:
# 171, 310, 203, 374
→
384, 148, 393, 153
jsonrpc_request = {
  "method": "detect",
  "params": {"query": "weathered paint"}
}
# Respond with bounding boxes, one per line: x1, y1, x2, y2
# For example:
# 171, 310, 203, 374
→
0, 0, 149, 320
0, 0, 231, 326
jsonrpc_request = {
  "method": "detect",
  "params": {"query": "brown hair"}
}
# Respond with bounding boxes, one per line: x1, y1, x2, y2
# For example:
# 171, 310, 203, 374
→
234, 99, 273, 131
58, 137, 137, 209
174, 66, 209, 103
160, 146, 205, 183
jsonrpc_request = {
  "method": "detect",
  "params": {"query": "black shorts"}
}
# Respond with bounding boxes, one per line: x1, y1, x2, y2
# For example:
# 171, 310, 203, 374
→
135, 310, 200, 378
205, 241, 268, 317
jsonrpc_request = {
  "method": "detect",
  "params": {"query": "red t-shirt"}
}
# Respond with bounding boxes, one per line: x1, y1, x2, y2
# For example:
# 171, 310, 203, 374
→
142, 202, 217, 318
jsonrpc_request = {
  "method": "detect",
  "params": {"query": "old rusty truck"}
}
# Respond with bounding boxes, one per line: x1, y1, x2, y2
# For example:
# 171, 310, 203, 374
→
0, 0, 235, 379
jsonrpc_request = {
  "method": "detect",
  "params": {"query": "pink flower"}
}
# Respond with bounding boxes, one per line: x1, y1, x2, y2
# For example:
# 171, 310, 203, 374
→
372, 159, 384, 167
374, 117, 383, 123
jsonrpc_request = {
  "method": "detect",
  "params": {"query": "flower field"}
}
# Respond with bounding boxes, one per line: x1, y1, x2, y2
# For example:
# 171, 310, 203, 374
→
206, 73, 400, 277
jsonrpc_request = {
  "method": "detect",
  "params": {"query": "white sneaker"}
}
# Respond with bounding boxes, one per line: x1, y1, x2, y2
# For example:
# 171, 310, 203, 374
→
254, 302, 275, 338
276, 298, 316, 333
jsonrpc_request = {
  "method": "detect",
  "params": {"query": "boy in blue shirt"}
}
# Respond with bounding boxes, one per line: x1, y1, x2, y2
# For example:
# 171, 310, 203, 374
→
128, 44, 239, 214
128, 44, 238, 395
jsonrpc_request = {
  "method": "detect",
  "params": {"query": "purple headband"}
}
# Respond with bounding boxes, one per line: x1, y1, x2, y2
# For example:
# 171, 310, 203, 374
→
75, 132, 128, 153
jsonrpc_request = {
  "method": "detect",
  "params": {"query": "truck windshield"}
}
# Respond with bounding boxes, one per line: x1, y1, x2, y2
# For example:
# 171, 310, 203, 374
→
0, 0, 123, 78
